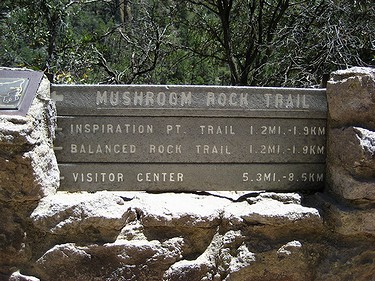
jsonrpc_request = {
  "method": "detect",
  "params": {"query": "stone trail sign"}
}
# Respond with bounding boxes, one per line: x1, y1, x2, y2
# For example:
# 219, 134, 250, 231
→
51, 85, 327, 192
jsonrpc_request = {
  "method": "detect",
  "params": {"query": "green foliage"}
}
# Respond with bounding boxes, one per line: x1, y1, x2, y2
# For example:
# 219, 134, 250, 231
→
0, 0, 374, 86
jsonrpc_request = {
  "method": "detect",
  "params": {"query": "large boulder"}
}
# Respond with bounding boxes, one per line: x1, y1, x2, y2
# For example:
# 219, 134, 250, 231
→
327, 67, 375, 130
0, 70, 59, 201
29, 191, 325, 281
0, 68, 58, 277
326, 67, 375, 206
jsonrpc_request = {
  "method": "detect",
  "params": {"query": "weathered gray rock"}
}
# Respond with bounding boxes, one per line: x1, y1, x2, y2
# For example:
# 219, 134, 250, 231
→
223, 196, 321, 230
326, 67, 375, 206
0, 69, 58, 278
33, 238, 186, 281
314, 67, 375, 281
329, 127, 375, 179
327, 165, 375, 204
27, 191, 375, 281
0, 203, 32, 271
317, 192, 375, 237
26, 191, 328, 280
31, 191, 132, 242
312, 246, 375, 281
30, 191, 322, 241
327, 126, 375, 204
328, 203, 375, 237
0, 74, 59, 201
327, 67, 375, 129
163, 231, 312, 281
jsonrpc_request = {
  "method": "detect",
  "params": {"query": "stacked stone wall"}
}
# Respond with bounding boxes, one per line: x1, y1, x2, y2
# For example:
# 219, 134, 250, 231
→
0, 67, 374, 281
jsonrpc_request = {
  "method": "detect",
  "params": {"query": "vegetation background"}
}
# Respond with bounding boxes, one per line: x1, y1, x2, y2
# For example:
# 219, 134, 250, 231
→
0, 0, 374, 87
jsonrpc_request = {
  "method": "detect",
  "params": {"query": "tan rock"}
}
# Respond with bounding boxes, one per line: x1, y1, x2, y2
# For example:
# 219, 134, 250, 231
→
0, 75, 58, 201
328, 127, 375, 179
327, 166, 375, 203
323, 197, 375, 237
31, 191, 132, 242
0, 69, 58, 278
327, 67, 375, 129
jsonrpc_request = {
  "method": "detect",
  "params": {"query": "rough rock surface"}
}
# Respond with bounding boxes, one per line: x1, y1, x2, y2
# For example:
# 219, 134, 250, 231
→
20, 191, 374, 281
326, 67, 375, 205
327, 67, 375, 130
0, 72, 59, 201
327, 127, 375, 203
325, 68, 375, 241
1, 67, 375, 281
32, 191, 322, 280
0, 68, 58, 279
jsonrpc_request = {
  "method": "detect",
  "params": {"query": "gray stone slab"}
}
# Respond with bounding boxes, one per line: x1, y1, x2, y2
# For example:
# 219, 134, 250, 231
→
51, 85, 327, 118
53, 84, 327, 191
58, 163, 325, 192
54, 116, 326, 163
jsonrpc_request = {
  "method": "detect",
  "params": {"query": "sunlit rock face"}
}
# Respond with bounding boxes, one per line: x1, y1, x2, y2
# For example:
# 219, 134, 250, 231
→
326, 67, 375, 205
0, 69, 58, 279
325, 68, 375, 241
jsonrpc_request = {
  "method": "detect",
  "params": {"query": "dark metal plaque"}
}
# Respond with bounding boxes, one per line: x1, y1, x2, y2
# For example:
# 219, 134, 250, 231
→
58, 163, 325, 192
0, 69, 44, 116
52, 84, 327, 192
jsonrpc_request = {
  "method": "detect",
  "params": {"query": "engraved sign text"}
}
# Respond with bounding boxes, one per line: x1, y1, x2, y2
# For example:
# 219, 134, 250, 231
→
52, 85, 327, 192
